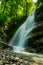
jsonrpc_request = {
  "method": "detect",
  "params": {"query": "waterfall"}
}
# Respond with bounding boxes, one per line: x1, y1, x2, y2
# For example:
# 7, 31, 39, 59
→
9, 10, 36, 52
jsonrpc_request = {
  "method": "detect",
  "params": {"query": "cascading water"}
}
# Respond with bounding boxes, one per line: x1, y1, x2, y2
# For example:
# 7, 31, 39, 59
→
9, 10, 36, 52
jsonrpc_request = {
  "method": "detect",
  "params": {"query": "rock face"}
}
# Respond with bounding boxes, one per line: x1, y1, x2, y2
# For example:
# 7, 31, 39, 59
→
26, 6, 43, 53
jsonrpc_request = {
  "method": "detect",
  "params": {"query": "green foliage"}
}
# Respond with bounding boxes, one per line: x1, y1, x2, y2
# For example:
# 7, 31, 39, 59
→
36, 0, 43, 8
0, 0, 35, 41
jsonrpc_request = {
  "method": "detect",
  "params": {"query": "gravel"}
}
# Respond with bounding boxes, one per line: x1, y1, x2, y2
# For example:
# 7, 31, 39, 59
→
0, 48, 43, 65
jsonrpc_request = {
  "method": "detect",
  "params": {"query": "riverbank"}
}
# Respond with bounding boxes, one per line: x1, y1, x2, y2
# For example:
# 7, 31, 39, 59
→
0, 48, 43, 65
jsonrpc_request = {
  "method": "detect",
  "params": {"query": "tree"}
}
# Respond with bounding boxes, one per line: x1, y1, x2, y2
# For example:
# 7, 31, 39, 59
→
0, 0, 35, 41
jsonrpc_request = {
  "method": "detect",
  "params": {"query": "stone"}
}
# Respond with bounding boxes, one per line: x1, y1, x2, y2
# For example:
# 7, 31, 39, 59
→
0, 61, 3, 65
14, 57, 19, 62
24, 61, 30, 65
19, 59, 23, 63
12, 64, 16, 65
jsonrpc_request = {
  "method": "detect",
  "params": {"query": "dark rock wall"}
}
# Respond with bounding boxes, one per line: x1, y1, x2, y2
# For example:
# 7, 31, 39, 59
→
26, 6, 43, 53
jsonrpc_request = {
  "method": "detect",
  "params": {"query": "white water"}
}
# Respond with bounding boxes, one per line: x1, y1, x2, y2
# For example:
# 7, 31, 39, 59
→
9, 10, 36, 52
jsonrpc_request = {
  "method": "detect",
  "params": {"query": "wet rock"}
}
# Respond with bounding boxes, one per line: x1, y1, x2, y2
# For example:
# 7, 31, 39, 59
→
14, 57, 19, 62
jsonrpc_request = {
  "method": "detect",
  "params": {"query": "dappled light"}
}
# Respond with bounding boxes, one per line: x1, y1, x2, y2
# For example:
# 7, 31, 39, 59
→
0, 1, 2, 4
17, 6, 23, 16
33, 0, 37, 3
